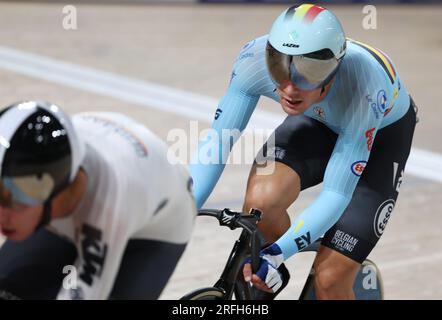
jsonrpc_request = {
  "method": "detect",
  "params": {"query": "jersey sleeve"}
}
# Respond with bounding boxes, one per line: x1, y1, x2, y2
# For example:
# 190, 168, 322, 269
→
275, 53, 393, 259
189, 38, 270, 209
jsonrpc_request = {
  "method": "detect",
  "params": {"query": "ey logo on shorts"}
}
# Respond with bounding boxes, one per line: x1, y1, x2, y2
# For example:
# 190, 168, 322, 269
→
351, 160, 367, 177
374, 199, 395, 238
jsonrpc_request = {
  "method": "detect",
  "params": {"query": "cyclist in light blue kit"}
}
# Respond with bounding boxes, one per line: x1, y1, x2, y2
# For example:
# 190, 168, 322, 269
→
189, 4, 417, 299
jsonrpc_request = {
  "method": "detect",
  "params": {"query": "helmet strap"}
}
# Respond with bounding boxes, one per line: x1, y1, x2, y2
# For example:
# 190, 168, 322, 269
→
317, 54, 345, 98
36, 199, 52, 230
33, 171, 83, 232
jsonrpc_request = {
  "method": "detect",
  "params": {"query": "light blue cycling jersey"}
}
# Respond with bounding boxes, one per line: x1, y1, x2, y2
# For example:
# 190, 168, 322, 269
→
189, 35, 410, 260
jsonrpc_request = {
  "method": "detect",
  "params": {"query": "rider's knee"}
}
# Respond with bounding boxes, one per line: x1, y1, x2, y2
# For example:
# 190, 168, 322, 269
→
243, 162, 301, 215
243, 181, 283, 215
313, 265, 354, 299
314, 266, 340, 293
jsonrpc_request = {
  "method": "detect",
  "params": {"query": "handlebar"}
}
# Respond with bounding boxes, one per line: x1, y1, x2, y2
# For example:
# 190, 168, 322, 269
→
198, 208, 263, 273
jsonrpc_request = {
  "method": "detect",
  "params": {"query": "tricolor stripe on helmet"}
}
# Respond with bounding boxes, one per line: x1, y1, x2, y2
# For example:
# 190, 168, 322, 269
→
285, 4, 326, 24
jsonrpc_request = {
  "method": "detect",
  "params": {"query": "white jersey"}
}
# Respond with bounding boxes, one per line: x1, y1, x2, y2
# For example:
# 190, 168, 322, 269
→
51, 112, 195, 300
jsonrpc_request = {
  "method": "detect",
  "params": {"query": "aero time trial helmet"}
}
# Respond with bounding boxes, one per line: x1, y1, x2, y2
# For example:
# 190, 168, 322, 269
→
266, 4, 346, 90
0, 101, 84, 210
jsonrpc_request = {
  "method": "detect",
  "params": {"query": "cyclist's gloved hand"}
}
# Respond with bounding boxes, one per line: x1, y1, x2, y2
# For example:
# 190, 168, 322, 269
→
243, 243, 284, 293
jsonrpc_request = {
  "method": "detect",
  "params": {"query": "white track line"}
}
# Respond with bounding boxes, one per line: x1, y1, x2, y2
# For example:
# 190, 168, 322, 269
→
405, 149, 442, 183
0, 46, 440, 183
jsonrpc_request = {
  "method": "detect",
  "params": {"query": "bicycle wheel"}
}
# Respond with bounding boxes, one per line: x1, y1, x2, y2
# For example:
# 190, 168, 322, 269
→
353, 259, 384, 300
180, 287, 226, 300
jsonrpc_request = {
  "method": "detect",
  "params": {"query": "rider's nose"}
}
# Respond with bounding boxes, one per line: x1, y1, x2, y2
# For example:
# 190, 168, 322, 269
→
278, 81, 301, 101
284, 81, 301, 95
279, 80, 300, 96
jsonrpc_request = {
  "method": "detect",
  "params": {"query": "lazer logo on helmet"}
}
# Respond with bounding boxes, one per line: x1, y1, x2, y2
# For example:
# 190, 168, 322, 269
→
282, 43, 299, 48
351, 160, 367, 177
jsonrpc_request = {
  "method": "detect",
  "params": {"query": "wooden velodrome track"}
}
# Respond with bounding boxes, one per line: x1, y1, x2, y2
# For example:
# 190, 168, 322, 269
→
0, 2, 441, 299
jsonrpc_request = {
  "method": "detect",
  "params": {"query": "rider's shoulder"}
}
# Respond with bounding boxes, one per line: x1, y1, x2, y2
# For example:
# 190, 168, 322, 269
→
341, 41, 371, 69
229, 35, 272, 95
336, 40, 389, 92
233, 35, 268, 67
342, 39, 390, 77
237, 35, 268, 54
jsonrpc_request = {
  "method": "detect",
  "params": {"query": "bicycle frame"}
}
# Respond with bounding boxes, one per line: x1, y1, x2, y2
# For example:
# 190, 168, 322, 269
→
181, 208, 384, 300
195, 208, 264, 300
213, 229, 254, 299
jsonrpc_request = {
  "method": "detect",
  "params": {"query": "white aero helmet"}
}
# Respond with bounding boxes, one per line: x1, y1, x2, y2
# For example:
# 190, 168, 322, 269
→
266, 4, 346, 90
0, 101, 85, 227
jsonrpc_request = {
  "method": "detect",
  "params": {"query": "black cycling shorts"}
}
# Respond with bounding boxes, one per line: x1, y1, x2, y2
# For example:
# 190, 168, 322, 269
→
0, 228, 186, 299
256, 97, 418, 263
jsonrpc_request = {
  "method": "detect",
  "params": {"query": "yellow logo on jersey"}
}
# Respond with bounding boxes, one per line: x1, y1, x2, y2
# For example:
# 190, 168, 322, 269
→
293, 219, 305, 234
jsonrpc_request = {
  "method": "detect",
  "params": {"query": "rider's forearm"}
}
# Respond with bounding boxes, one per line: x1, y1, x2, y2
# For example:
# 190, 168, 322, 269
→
275, 189, 351, 260
189, 142, 228, 209
189, 117, 246, 209
189, 87, 259, 209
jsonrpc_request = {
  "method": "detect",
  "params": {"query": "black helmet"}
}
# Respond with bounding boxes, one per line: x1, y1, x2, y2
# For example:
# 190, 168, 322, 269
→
0, 101, 84, 213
